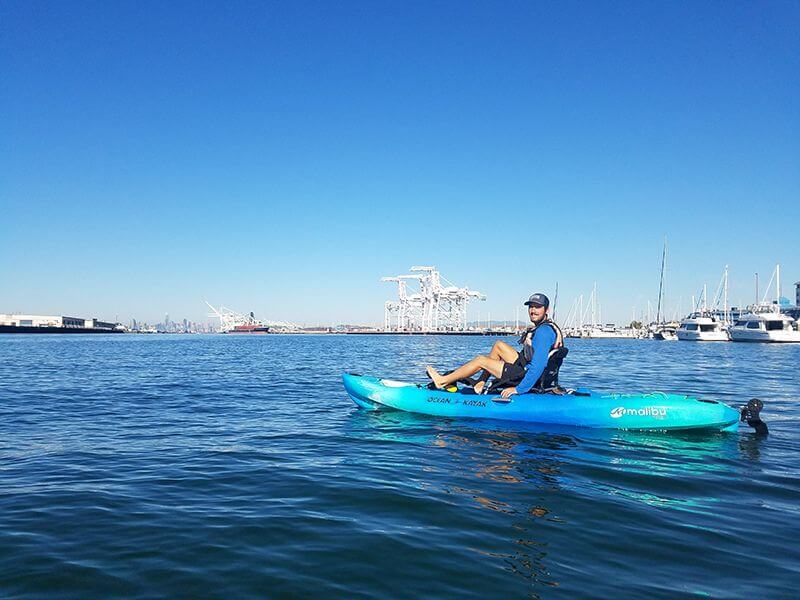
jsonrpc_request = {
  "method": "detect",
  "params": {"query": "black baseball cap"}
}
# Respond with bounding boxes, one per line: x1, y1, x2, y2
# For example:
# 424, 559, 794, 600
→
524, 293, 550, 308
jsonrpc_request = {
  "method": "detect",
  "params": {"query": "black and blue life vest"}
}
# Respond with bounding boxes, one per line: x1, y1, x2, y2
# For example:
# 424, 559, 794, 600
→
519, 319, 564, 366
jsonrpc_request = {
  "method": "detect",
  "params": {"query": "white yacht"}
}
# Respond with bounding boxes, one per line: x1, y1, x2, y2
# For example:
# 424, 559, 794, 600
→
729, 310, 800, 343
729, 264, 800, 342
676, 273, 733, 342
676, 313, 729, 341
579, 324, 637, 338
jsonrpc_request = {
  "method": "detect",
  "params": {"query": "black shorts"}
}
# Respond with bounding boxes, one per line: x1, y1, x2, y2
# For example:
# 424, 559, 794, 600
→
500, 356, 527, 385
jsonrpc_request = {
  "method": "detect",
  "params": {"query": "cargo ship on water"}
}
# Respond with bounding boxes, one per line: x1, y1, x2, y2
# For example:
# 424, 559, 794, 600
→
205, 302, 272, 334
227, 324, 270, 334
0, 314, 124, 334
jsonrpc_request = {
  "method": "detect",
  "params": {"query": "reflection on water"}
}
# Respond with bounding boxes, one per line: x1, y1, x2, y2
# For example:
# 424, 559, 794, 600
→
345, 404, 779, 592
737, 432, 768, 462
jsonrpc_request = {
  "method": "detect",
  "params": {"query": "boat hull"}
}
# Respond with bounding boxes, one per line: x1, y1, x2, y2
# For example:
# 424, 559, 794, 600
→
653, 331, 678, 341
676, 330, 729, 341
729, 329, 800, 343
342, 374, 740, 432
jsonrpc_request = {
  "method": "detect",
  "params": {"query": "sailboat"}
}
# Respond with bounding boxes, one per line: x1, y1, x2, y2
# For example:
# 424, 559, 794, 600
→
575, 284, 635, 338
651, 237, 678, 341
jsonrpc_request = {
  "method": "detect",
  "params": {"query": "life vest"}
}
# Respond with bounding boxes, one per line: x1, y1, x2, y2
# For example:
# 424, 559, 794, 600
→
519, 319, 564, 366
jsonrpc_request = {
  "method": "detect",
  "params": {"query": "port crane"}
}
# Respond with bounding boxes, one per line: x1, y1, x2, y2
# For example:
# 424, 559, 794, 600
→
381, 266, 484, 332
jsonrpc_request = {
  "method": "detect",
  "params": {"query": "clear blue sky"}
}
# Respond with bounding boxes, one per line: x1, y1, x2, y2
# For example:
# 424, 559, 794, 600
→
2, 1, 798, 326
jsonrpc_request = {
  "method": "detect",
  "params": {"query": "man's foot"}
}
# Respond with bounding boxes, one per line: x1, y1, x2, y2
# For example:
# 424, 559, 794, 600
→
426, 366, 447, 390
473, 380, 485, 395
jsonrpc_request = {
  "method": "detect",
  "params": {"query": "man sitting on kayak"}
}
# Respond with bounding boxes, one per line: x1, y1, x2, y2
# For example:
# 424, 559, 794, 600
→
426, 293, 564, 400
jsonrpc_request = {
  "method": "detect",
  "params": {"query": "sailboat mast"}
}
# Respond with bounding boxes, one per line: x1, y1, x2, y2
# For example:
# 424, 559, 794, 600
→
702, 284, 708, 312
723, 265, 729, 323
553, 282, 559, 321
656, 236, 666, 324
755, 273, 759, 304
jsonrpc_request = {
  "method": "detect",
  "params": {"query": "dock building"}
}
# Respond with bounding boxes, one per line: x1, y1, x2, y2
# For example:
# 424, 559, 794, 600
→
789, 282, 800, 320
0, 314, 121, 333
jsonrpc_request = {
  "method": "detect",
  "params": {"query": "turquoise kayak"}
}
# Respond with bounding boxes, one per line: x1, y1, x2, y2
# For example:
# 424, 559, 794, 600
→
342, 374, 741, 432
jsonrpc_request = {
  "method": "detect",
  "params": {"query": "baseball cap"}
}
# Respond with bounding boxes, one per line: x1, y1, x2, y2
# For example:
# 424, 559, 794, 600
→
524, 293, 550, 308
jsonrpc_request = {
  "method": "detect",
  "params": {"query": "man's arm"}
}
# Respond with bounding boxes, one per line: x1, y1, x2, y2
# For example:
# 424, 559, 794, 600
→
514, 326, 557, 394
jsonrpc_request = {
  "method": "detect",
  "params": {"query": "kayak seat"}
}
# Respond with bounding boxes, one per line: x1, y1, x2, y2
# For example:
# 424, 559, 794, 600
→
487, 347, 569, 394
534, 346, 569, 393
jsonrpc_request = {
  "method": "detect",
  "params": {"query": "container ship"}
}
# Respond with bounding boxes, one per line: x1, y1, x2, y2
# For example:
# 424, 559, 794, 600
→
228, 324, 270, 334
205, 302, 272, 334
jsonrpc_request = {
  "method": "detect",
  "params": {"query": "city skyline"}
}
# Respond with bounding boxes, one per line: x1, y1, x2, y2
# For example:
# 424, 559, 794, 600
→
3, 2, 799, 325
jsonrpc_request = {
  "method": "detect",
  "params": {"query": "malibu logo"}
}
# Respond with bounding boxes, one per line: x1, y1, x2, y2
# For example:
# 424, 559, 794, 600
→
610, 406, 667, 419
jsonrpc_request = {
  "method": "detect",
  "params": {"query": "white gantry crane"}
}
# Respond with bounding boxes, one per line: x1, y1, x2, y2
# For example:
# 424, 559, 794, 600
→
381, 266, 485, 332
380, 275, 423, 331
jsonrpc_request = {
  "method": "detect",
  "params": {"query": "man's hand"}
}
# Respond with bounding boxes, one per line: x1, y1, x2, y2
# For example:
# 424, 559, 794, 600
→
500, 387, 518, 399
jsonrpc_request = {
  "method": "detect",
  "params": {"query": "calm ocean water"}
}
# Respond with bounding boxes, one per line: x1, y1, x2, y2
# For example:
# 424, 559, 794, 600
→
1, 334, 798, 598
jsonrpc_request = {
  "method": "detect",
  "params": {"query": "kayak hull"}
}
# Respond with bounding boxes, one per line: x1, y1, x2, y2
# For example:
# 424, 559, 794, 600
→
342, 374, 740, 432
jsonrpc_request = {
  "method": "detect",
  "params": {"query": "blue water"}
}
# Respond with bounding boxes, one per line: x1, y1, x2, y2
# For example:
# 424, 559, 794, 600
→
1, 334, 799, 598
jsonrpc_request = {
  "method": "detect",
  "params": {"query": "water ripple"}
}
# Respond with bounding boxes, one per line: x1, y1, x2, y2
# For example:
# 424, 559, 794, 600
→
1, 334, 799, 597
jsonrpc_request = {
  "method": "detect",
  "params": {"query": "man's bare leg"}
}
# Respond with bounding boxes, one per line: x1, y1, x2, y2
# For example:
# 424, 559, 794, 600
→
474, 341, 519, 392
487, 340, 520, 363
427, 355, 505, 390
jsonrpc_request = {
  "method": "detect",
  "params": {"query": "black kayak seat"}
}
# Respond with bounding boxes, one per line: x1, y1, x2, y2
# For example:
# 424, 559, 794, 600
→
488, 346, 569, 394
